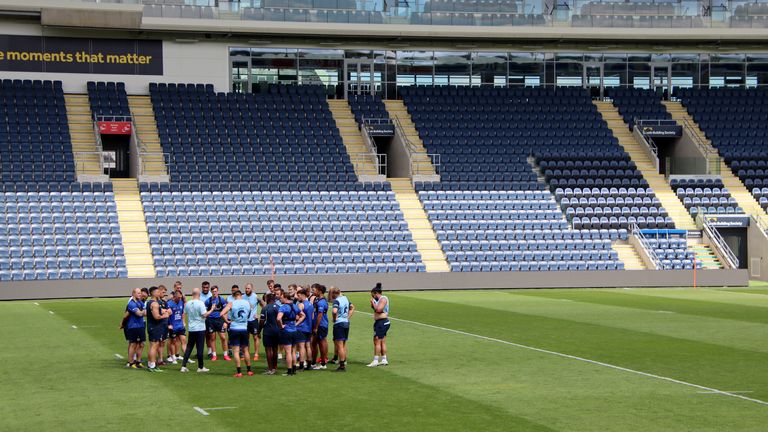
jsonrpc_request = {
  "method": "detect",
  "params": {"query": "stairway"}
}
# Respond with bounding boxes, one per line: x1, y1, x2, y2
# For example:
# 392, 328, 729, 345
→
388, 178, 450, 272
383, 100, 437, 176
327, 100, 379, 177
112, 179, 155, 278
128, 96, 168, 177
688, 241, 723, 269
663, 101, 768, 227
612, 242, 647, 270
64, 94, 102, 177
594, 101, 697, 230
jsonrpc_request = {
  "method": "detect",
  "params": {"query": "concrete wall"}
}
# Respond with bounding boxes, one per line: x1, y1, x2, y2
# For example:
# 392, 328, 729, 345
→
0, 21, 229, 94
747, 222, 768, 280
670, 127, 709, 175
0, 269, 748, 300
389, 127, 413, 178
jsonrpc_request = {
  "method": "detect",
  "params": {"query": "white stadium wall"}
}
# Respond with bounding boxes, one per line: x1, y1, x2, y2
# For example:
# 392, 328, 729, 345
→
0, 21, 229, 94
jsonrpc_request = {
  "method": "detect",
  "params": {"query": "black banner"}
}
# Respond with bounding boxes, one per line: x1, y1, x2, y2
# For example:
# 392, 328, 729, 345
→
706, 215, 750, 228
639, 124, 682, 138
0, 35, 162, 75
366, 124, 395, 136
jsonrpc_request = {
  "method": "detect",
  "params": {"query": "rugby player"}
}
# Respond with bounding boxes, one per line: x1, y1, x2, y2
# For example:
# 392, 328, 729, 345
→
276, 287, 305, 376
147, 285, 172, 372
122, 288, 146, 368
205, 286, 229, 361
166, 289, 186, 364
329, 286, 355, 372
244, 283, 261, 361
258, 293, 280, 375
296, 287, 314, 371
367, 283, 390, 367
221, 289, 254, 377
311, 284, 329, 370
180, 288, 213, 373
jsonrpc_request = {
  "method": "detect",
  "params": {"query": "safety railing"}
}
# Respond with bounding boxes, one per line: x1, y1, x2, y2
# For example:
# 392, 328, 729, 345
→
681, 118, 721, 175
633, 119, 660, 172
90, 119, 107, 175
700, 215, 739, 269
74, 151, 107, 176
350, 152, 386, 177
392, 116, 440, 178
630, 223, 662, 270
139, 151, 171, 177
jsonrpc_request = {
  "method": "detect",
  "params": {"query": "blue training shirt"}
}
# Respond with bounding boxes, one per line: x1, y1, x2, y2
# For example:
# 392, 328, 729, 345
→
205, 296, 226, 319
125, 298, 145, 329
245, 293, 259, 322
230, 299, 251, 331
185, 299, 207, 332
333, 295, 351, 325
314, 298, 329, 329
279, 303, 298, 333
167, 299, 185, 331
298, 299, 313, 333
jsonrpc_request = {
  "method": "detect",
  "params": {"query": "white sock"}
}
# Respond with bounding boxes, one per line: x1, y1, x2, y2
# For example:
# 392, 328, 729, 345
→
148, 361, 156, 369
208, 348, 212, 355
382, 356, 387, 361
373, 356, 379, 362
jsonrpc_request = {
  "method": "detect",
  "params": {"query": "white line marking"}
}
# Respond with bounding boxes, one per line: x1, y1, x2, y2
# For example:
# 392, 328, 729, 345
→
364, 312, 768, 407
201, 407, 237, 411
655, 310, 675, 314
33, 302, 39, 306
193, 407, 209, 416
559, 299, 574, 302
71, 325, 78, 329
698, 391, 753, 394
48, 310, 55, 315
114, 354, 125, 360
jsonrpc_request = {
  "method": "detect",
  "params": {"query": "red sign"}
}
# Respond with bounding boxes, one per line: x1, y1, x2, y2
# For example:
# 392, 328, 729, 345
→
98, 121, 132, 135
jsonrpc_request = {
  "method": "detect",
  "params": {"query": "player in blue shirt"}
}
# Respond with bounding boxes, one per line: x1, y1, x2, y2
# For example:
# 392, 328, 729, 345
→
276, 287, 305, 376
221, 289, 253, 377
122, 288, 147, 369
311, 284, 330, 370
166, 289, 186, 365
180, 288, 215, 373
244, 283, 261, 361
330, 286, 355, 372
258, 293, 281, 375
146, 285, 172, 372
205, 286, 229, 362
296, 287, 314, 371
367, 283, 390, 368
200, 281, 212, 303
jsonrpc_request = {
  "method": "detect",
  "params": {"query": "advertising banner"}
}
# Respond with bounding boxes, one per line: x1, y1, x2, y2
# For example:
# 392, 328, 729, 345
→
639, 124, 682, 138
705, 215, 750, 228
98, 121, 133, 135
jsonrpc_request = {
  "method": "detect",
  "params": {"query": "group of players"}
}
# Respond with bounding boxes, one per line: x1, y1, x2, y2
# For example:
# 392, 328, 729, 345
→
120, 279, 391, 377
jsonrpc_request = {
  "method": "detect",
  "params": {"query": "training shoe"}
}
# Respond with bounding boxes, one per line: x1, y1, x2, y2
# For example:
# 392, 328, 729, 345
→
277, 353, 283, 360
223, 354, 232, 362
247, 371, 254, 376
197, 367, 210, 373
328, 358, 337, 365
332, 367, 346, 373
166, 356, 174, 363
148, 367, 165, 373
312, 364, 327, 370
125, 362, 132, 368
253, 354, 259, 361
134, 362, 145, 369
379, 360, 389, 366
207, 353, 213, 359
234, 372, 243, 378
366, 361, 379, 368
211, 355, 218, 362
180, 367, 189, 373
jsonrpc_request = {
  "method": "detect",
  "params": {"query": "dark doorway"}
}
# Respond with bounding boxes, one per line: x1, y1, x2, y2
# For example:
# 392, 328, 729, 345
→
717, 227, 748, 269
101, 135, 130, 178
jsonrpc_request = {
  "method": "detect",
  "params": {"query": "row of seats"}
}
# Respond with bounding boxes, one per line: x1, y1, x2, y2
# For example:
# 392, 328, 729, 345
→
243, 7, 384, 23
672, 177, 742, 217
157, 263, 426, 278
609, 88, 672, 128
87, 81, 130, 118
0, 268, 128, 281
348, 94, 389, 124
450, 261, 624, 272
572, 15, 705, 28
640, 232, 699, 270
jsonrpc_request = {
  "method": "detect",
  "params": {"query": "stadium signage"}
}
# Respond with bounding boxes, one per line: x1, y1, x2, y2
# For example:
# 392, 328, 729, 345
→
366, 124, 395, 136
0, 35, 162, 75
705, 215, 750, 228
98, 121, 133, 135
640, 124, 682, 137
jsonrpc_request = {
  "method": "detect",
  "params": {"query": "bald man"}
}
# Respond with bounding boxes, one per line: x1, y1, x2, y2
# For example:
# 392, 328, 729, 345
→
180, 288, 215, 373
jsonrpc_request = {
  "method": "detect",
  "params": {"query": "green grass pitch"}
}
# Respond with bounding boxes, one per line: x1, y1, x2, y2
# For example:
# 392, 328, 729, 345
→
2, 285, 768, 431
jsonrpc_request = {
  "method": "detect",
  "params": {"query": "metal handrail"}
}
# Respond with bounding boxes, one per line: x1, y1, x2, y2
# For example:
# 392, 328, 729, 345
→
630, 223, 663, 269
753, 213, 768, 234
139, 151, 171, 176
392, 116, 418, 178
681, 118, 721, 175
701, 216, 739, 269
633, 121, 660, 172
90, 120, 106, 174
350, 152, 386, 177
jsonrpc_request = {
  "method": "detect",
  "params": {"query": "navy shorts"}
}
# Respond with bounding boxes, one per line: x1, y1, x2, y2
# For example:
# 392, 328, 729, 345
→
374, 319, 390, 338
333, 323, 350, 342
279, 330, 297, 346
295, 331, 311, 344
125, 327, 146, 343
229, 330, 250, 347
262, 332, 279, 348
315, 326, 328, 340
148, 325, 167, 343
206, 317, 225, 333
247, 320, 259, 336
169, 327, 186, 339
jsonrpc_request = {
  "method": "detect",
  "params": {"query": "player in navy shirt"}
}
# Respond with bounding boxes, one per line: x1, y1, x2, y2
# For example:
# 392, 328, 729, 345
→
276, 287, 305, 376
311, 284, 330, 370
258, 293, 281, 375
121, 288, 147, 369
146, 285, 172, 372
205, 286, 229, 361
296, 287, 314, 371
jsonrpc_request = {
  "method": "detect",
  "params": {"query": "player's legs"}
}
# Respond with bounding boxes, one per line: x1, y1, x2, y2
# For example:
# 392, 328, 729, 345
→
136, 342, 145, 364
127, 342, 136, 366
218, 331, 229, 359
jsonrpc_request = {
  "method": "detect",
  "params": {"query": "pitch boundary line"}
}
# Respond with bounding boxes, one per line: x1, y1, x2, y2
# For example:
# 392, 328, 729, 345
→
193, 406, 236, 416
365, 312, 768, 407
193, 407, 209, 416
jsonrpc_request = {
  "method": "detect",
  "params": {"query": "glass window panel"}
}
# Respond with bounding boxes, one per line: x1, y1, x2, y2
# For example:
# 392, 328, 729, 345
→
709, 63, 745, 87
711, 54, 746, 63
434, 51, 471, 85
510, 58, 544, 87
603, 53, 627, 63
397, 51, 434, 86
628, 53, 651, 63
229, 47, 251, 57
747, 63, 768, 86
555, 62, 583, 87
471, 52, 507, 86
747, 53, 768, 63
604, 62, 627, 87
555, 53, 584, 62
629, 63, 651, 89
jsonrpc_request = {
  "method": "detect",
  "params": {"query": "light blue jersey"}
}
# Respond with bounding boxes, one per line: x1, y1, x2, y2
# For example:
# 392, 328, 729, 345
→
230, 299, 251, 331
333, 295, 351, 324
186, 299, 207, 332
200, 290, 212, 303
245, 293, 259, 322
374, 295, 389, 314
